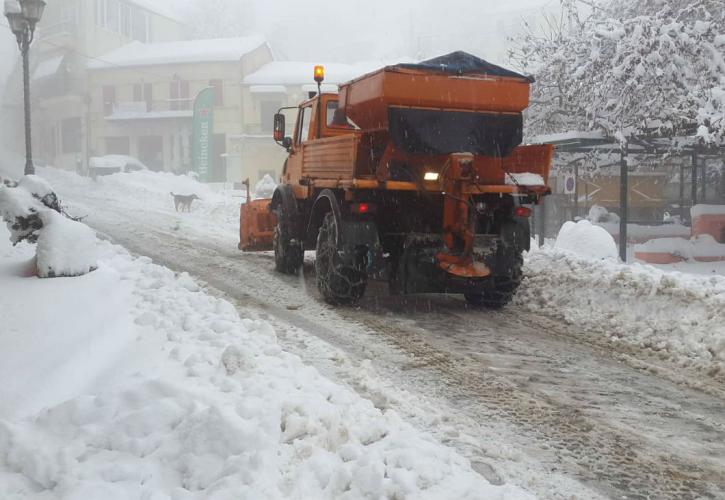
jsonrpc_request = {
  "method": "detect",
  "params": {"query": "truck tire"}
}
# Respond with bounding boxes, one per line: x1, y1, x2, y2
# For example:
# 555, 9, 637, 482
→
464, 252, 523, 309
273, 213, 303, 275
315, 212, 367, 305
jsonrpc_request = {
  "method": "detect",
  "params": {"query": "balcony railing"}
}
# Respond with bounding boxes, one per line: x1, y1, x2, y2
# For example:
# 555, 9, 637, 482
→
38, 21, 77, 40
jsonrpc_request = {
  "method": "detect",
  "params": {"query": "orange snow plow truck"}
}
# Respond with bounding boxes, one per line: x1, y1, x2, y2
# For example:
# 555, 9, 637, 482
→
239, 52, 553, 307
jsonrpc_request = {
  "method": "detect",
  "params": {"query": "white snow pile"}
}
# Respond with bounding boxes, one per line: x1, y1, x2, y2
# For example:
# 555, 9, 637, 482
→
0, 224, 531, 500
36, 210, 98, 278
254, 174, 277, 199
554, 220, 619, 260
517, 245, 725, 378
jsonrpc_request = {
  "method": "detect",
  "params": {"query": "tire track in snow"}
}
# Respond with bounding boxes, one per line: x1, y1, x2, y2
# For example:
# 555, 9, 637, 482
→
71, 202, 725, 500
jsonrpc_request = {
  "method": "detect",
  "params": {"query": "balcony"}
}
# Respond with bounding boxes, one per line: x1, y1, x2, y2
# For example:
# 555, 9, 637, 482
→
37, 21, 78, 50
105, 101, 194, 122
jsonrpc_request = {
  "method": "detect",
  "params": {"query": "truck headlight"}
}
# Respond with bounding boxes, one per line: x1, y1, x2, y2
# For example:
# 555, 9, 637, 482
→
424, 172, 439, 181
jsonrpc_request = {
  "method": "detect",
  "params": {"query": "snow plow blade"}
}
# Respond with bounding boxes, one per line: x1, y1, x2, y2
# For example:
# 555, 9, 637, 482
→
239, 198, 276, 252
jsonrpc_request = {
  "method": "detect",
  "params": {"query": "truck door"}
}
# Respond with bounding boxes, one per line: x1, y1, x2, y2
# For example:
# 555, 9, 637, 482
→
283, 104, 312, 184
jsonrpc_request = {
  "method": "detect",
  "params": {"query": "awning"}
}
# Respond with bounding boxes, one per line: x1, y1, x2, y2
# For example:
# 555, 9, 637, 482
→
249, 85, 287, 94
106, 110, 193, 121
32, 55, 65, 81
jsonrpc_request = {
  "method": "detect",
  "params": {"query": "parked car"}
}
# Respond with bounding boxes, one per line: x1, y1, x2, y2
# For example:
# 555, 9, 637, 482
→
88, 155, 147, 179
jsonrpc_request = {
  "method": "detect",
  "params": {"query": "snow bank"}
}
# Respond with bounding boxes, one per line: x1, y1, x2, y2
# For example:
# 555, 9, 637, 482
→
635, 235, 725, 260
554, 220, 619, 260
254, 173, 277, 199
0, 224, 529, 500
518, 247, 725, 377
36, 210, 98, 278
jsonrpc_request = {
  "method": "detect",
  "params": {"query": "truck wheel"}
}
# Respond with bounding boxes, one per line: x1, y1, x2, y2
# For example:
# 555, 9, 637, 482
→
315, 213, 367, 305
465, 252, 523, 309
273, 214, 303, 275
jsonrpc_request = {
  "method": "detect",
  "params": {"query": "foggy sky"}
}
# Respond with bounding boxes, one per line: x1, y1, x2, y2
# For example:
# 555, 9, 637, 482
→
0, 0, 557, 94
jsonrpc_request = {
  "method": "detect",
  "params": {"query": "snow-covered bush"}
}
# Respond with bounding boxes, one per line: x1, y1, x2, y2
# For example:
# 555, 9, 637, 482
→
511, 0, 725, 141
0, 175, 60, 245
0, 174, 98, 277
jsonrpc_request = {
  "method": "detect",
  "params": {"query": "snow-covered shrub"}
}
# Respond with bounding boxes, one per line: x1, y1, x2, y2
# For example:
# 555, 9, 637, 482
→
0, 175, 61, 245
36, 210, 98, 278
254, 174, 277, 199
0, 174, 98, 277
555, 219, 619, 260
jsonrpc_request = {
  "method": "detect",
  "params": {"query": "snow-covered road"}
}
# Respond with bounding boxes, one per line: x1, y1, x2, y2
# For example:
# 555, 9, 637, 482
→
47, 169, 725, 499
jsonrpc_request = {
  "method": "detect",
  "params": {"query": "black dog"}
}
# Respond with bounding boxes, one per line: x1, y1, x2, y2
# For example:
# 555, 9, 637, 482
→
170, 192, 200, 212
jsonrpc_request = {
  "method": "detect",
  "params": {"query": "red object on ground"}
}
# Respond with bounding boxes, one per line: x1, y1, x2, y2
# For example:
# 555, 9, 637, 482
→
633, 251, 685, 264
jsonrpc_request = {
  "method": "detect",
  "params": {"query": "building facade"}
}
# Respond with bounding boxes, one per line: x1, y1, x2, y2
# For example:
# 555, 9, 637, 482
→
25, 0, 186, 172
86, 37, 272, 181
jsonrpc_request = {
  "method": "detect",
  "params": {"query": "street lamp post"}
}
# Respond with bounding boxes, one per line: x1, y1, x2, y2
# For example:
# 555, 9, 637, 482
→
5, 0, 46, 176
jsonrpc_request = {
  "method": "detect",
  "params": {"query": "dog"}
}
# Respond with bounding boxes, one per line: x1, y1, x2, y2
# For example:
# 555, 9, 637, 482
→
170, 192, 200, 212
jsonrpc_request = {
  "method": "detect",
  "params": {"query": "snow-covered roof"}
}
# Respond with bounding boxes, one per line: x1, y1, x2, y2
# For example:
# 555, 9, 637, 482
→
32, 55, 64, 81
89, 36, 267, 70
243, 61, 381, 86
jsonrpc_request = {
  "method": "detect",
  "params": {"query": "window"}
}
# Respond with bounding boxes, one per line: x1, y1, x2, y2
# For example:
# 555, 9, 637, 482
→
131, 8, 148, 42
133, 82, 153, 111
105, 0, 119, 32
326, 100, 338, 126
61, 117, 82, 154
96, 0, 148, 41
260, 101, 282, 133
209, 79, 224, 107
170, 77, 190, 111
95, 0, 106, 26
102, 85, 116, 116
120, 2, 131, 36
297, 106, 312, 144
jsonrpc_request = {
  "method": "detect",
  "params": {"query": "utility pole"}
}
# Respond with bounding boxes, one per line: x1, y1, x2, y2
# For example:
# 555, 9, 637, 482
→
5, 0, 46, 176
619, 141, 629, 262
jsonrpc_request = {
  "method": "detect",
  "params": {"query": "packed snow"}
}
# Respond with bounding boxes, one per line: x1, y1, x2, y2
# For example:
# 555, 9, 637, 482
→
0, 220, 531, 500
554, 220, 619, 260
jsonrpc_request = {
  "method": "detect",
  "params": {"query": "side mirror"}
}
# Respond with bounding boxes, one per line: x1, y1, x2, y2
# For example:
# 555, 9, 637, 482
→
273, 113, 285, 142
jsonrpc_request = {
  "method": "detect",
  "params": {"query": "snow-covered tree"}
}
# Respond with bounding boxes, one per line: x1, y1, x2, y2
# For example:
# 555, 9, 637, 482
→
510, 0, 725, 142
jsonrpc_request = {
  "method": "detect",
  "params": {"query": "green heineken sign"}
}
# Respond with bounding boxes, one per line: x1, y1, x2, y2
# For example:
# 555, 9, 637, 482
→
192, 87, 215, 182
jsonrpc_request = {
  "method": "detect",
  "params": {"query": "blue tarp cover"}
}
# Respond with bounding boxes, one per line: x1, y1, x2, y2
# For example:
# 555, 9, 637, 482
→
395, 51, 533, 82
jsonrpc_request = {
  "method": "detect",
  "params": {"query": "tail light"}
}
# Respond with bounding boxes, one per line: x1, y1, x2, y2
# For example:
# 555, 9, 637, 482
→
351, 203, 375, 214
514, 206, 532, 218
